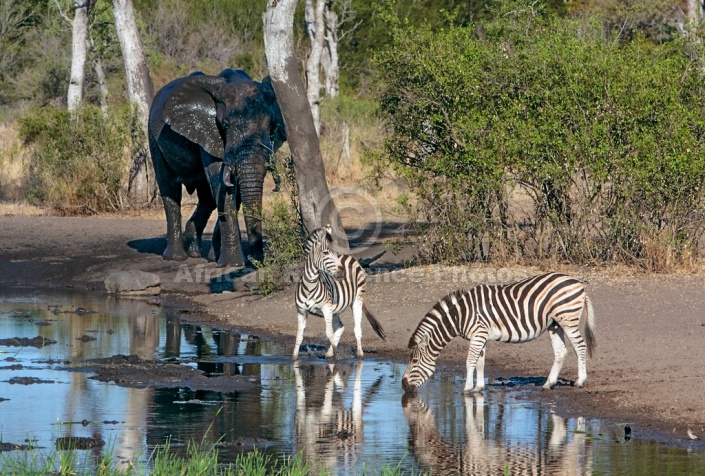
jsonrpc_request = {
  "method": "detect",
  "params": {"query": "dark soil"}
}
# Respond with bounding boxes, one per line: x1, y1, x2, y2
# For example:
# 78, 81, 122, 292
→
0, 442, 36, 452
81, 354, 259, 391
55, 436, 105, 450
7, 376, 55, 385
0, 336, 57, 347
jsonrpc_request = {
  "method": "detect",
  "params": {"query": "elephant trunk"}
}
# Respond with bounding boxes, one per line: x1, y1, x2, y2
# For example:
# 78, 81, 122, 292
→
234, 151, 267, 263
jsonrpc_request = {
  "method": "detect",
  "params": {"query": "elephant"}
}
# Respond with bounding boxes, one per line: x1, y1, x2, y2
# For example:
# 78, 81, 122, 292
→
148, 69, 286, 267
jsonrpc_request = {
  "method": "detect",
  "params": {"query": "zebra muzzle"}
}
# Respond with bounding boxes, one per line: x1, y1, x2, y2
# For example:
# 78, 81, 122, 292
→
401, 377, 417, 394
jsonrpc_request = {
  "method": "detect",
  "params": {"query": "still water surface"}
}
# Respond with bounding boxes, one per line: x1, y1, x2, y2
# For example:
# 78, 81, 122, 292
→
0, 287, 704, 475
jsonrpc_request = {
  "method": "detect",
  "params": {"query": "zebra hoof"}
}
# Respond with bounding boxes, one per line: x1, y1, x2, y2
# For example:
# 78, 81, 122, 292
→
463, 387, 484, 394
542, 382, 555, 390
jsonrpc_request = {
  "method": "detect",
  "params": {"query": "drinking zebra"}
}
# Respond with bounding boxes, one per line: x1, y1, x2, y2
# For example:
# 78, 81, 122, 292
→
402, 272, 596, 393
402, 393, 593, 475
293, 226, 386, 360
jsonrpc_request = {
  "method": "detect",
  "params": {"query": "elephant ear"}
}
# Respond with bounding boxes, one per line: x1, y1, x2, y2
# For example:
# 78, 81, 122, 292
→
164, 74, 227, 159
261, 76, 287, 150
218, 69, 252, 83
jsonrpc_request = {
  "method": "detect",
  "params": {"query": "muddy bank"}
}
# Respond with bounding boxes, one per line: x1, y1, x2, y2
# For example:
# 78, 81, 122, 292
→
77, 354, 260, 392
1, 215, 704, 445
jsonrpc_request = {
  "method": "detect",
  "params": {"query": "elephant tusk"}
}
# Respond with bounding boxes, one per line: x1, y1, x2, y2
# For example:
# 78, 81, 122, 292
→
222, 164, 234, 187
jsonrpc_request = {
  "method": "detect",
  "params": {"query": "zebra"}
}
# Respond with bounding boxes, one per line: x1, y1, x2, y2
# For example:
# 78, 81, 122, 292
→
402, 393, 593, 475
293, 361, 383, 473
401, 272, 596, 393
293, 225, 386, 360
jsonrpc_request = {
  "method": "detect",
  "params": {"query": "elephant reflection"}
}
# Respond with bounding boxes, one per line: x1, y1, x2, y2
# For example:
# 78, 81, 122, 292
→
402, 394, 593, 475
148, 69, 286, 267
293, 361, 382, 473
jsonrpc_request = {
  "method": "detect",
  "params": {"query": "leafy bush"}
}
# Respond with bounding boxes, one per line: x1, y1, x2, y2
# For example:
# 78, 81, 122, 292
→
374, 1, 705, 270
255, 194, 305, 295
18, 104, 133, 213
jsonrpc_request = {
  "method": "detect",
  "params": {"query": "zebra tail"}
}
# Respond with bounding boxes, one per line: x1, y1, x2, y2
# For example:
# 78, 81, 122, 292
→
362, 302, 387, 340
584, 294, 597, 358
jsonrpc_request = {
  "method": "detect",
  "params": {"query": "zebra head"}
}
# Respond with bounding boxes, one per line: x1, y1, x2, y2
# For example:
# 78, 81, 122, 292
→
402, 332, 437, 393
304, 226, 342, 278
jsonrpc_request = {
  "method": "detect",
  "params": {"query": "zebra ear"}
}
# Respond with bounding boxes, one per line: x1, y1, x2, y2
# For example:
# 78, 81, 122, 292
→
324, 224, 333, 242
409, 332, 430, 349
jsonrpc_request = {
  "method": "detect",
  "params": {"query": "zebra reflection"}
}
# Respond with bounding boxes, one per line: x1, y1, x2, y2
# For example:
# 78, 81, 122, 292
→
402, 394, 593, 475
293, 361, 382, 473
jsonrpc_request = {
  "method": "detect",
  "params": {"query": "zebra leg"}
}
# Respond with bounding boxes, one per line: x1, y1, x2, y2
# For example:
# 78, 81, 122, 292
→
561, 321, 589, 387
475, 347, 486, 391
324, 312, 344, 359
293, 309, 307, 360
544, 322, 568, 389
464, 336, 488, 393
352, 298, 364, 358
332, 314, 345, 351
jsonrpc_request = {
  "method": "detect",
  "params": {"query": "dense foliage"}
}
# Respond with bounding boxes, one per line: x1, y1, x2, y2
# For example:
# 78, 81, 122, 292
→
375, 1, 705, 270
18, 105, 133, 213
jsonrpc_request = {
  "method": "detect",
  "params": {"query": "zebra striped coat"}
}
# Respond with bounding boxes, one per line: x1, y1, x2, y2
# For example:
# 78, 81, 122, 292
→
402, 272, 596, 393
293, 226, 386, 360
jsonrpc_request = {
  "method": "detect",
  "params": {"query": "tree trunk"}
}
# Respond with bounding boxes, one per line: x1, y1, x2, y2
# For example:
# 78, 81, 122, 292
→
113, 0, 155, 206
687, 0, 702, 26
89, 34, 109, 116
263, 0, 350, 253
67, 0, 91, 111
322, 1, 339, 97
305, 0, 325, 135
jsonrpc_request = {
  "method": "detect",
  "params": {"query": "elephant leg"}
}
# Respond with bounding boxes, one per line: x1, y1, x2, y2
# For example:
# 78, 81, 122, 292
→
209, 220, 220, 262
151, 142, 188, 261
184, 180, 216, 258
217, 186, 246, 267
205, 162, 245, 267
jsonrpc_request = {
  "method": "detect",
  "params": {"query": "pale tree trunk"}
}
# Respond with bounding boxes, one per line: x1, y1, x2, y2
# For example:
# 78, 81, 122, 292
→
113, 0, 155, 206
322, 1, 339, 97
67, 0, 91, 111
305, 0, 325, 135
89, 34, 109, 115
263, 0, 350, 253
687, 0, 702, 26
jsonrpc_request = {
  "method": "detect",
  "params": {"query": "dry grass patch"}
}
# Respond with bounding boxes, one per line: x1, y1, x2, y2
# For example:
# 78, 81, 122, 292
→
0, 123, 30, 202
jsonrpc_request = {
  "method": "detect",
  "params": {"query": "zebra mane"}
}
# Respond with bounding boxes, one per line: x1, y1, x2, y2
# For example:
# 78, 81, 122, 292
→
302, 225, 333, 254
407, 289, 467, 348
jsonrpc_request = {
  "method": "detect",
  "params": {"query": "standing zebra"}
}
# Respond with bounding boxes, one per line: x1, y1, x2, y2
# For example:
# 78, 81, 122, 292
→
402, 272, 596, 393
293, 226, 386, 360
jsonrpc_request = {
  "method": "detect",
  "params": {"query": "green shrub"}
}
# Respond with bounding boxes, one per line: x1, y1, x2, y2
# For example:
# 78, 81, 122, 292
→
255, 194, 305, 295
374, 1, 705, 270
18, 105, 133, 213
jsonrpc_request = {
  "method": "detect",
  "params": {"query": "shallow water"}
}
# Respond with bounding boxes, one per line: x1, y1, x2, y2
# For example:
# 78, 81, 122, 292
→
0, 287, 704, 475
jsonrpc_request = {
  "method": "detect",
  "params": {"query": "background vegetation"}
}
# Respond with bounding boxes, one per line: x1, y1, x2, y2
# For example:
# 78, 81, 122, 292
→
1, 0, 704, 271
374, 2, 705, 270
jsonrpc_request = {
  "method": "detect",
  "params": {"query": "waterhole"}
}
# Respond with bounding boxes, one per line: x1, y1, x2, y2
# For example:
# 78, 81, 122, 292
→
1, 287, 704, 475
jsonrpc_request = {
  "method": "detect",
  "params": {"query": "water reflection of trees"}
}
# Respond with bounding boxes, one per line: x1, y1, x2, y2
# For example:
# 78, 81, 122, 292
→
293, 361, 383, 474
44, 294, 160, 466
402, 393, 593, 475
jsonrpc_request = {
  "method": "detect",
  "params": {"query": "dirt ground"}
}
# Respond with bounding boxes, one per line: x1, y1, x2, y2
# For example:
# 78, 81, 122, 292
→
1, 214, 704, 446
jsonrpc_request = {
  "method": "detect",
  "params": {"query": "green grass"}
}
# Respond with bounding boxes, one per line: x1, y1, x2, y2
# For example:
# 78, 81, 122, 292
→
0, 442, 412, 475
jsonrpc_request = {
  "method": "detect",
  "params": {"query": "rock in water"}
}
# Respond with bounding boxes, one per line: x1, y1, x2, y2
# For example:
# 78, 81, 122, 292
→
104, 270, 161, 295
